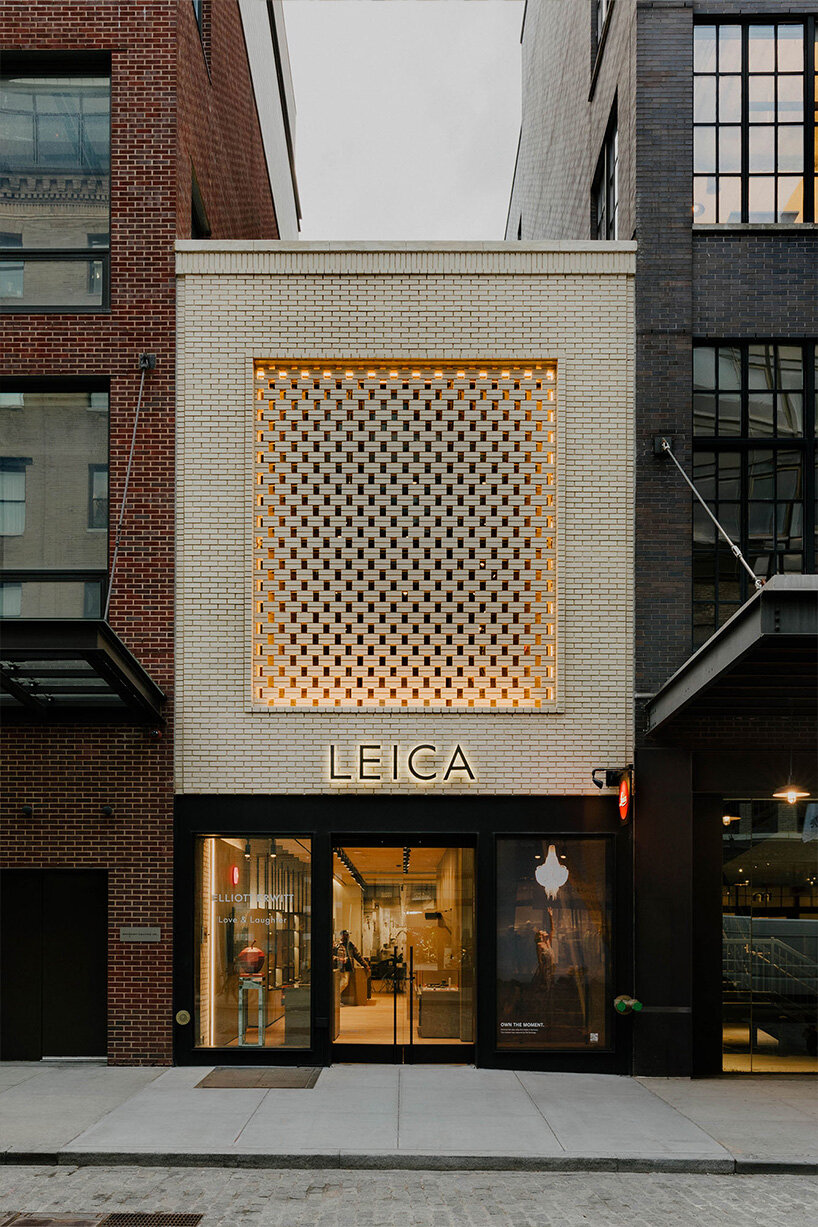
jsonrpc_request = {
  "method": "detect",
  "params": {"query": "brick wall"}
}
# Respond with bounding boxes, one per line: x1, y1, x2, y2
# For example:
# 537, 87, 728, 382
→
0, 0, 279, 1063
176, 0, 279, 240
175, 242, 635, 798
506, 0, 636, 243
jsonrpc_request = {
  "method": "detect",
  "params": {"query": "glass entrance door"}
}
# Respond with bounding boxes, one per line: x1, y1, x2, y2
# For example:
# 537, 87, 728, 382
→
331, 843, 475, 1060
722, 800, 818, 1072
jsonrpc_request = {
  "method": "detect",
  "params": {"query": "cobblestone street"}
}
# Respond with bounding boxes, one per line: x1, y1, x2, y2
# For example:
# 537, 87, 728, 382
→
0, 1166, 817, 1227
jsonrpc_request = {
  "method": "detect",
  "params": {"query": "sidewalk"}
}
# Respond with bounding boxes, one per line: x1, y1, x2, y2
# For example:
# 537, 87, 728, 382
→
0, 1062, 815, 1173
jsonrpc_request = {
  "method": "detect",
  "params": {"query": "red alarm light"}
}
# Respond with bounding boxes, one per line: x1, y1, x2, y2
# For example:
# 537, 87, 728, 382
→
230, 865, 239, 886
618, 774, 631, 822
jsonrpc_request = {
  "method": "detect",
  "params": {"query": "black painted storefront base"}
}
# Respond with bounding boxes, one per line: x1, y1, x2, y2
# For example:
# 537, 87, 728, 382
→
174, 794, 631, 1073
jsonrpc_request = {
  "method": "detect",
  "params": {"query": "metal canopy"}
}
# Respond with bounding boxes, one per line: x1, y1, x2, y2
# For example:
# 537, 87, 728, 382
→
646, 576, 818, 737
0, 619, 165, 724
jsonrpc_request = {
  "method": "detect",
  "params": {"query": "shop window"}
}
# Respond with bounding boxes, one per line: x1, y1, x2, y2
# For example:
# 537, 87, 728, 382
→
722, 799, 818, 1072
496, 837, 613, 1051
693, 20, 818, 223
252, 363, 558, 711
592, 111, 618, 239
692, 342, 816, 645
194, 837, 312, 1050
0, 388, 108, 618
0, 65, 110, 309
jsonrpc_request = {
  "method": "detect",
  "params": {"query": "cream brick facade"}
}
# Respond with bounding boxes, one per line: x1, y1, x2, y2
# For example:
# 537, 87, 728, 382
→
175, 242, 635, 796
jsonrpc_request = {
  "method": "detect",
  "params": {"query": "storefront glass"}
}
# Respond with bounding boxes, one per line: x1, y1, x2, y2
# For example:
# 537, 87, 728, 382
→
722, 800, 818, 1072
332, 844, 475, 1049
496, 837, 613, 1050
194, 836, 311, 1049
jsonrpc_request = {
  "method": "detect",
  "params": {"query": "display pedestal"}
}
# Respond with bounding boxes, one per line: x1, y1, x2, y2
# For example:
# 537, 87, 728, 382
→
284, 985, 311, 1047
417, 986, 461, 1038
238, 975, 265, 1046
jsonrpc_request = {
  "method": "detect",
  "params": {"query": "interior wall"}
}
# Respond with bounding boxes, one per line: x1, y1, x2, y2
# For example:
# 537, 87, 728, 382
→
333, 875, 363, 950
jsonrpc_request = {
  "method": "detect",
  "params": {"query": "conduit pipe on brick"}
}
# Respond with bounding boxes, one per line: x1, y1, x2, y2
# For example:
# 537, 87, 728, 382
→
103, 353, 156, 621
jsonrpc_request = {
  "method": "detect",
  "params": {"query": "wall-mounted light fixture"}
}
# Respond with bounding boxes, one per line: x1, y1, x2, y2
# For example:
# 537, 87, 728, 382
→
21, 804, 33, 817
101, 805, 113, 817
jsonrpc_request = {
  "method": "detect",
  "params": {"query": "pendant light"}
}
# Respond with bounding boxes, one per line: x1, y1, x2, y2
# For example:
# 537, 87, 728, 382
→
535, 845, 569, 898
773, 744, 809, 805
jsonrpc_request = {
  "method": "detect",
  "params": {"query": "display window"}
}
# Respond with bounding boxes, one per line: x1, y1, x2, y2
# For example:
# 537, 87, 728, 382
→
194, 836, 312, 1049
496, 837, 613, 1050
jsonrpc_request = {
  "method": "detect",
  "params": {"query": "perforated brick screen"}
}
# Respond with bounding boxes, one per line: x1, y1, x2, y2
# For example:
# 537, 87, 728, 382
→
252, 363, 557, 709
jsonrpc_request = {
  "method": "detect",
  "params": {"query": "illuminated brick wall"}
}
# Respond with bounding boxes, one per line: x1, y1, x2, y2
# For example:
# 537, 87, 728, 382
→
176, 242, 635, 796
252, 362, 557, 710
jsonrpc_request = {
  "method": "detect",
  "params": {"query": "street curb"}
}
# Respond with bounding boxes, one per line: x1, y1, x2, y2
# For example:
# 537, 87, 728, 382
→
2, 1152, 816, 1175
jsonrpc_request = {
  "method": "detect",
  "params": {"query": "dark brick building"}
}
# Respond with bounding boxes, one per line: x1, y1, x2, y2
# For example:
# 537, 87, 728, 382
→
508, 0, 818, 1075
0, 0, 298, 1063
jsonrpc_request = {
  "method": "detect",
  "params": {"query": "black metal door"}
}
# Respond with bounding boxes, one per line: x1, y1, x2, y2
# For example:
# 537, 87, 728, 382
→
0, 868, 107, 1059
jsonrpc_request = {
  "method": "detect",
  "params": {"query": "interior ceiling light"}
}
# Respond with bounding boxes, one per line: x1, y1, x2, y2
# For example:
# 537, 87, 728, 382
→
722, 814, 741, 826
244, 841, 252, 860
773, 784, 810, 805
535, 845, 569, 898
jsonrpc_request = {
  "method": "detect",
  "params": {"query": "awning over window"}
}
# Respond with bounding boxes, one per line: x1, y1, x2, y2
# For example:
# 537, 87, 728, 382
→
0, 619, 164, 724
646, 576, 818, 739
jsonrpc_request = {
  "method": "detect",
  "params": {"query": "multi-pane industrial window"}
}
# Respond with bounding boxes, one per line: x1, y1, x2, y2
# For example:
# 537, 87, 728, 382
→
0, 66, 110, 309
693, 20, 818, 223
593, 117, 618, 239
692, 343, 817, 646
252, 364, 557, 710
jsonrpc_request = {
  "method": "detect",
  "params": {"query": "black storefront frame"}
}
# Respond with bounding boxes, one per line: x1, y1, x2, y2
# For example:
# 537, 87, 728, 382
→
174, 793, 630, 1072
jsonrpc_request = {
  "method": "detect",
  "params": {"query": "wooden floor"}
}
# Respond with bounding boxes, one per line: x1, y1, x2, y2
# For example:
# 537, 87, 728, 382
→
222, 983, 473, 1051
335, 989, 470, 1047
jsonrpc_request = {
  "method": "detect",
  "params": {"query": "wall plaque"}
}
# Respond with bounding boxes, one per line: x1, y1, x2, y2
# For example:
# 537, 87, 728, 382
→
119, 926, 161, 943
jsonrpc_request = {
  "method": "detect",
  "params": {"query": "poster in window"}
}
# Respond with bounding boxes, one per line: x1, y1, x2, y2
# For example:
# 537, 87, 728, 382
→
496, 838, 612, 1049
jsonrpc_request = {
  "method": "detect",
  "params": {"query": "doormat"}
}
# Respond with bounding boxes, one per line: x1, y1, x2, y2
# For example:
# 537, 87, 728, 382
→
195, 1066, 321, 1089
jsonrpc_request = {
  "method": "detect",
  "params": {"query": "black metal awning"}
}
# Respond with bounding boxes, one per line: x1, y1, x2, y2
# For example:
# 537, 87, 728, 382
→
0, 619, 165, 724
646, 576, 818, 739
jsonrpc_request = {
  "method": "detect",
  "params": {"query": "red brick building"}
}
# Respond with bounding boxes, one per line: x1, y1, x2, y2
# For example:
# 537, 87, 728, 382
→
0, 0, 298, 1064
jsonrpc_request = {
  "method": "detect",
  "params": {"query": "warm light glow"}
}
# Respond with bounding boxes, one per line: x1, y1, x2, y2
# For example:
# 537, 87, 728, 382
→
773, 785, 810, 804
722, 814, 740, 826
256, 368, 265, 380
253, 364, 557, 709
535, 845, 569, 898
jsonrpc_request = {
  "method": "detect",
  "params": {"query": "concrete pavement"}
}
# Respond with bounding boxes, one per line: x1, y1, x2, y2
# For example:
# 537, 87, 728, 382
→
0, 1062, 815, 1173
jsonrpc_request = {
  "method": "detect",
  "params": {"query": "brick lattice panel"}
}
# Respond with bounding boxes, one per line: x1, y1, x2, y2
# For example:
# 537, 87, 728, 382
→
252, 363, 557, 710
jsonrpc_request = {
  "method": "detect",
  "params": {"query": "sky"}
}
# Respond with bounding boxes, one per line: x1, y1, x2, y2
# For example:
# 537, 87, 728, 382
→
281, 0, 525, 241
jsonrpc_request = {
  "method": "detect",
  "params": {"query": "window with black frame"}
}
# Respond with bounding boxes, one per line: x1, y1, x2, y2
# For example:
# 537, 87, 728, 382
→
693, 20, 818, 224
692, 343, 817, 646
0, 65, 110, 309
0, 388, 109, 619
593, 113, 618, 240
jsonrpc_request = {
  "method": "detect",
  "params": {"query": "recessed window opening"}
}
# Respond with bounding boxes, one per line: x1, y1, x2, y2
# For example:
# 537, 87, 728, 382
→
693, 19, 817, 223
